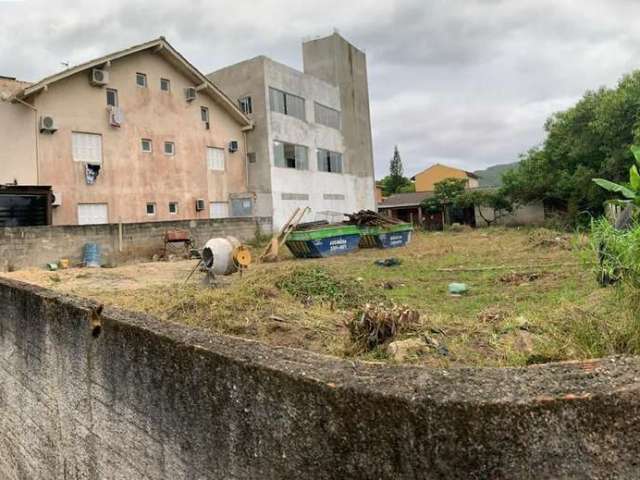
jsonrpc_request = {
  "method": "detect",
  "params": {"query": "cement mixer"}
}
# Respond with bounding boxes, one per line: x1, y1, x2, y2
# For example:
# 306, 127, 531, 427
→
201, 236, 252, 276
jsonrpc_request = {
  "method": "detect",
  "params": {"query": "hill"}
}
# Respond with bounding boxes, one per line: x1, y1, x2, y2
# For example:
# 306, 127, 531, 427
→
473, 162, 519, 187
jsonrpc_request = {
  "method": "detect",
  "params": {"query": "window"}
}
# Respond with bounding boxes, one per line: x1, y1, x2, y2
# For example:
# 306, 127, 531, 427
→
207, 147, 225, 171
315, 103, 341, 129
146, 203, 156, 216
106, 89, 118, 107
164, 142, 175, 156
247, 152, 256, 163
269, 87, 305, 121
209, 202, 228, 219
230, 198, 253, 217
273, 141, 308, 170
239, 96, 252, 114
141, 139, 152, 153
200, 106, 209, 128
72, 132, 102, 164
317, 148, 343, 173
77, 203, 108, 225
136, 73, 147, 88
160, 78, 170, 91
168, 202, 178, 214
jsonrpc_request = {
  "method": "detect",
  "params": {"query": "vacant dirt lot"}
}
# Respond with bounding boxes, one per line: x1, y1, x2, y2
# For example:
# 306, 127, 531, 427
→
2, 227, 621, 367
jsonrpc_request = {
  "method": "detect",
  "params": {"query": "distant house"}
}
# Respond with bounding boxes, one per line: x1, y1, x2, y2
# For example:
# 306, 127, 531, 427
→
411, 164, 479, 192
379, 161, 544, 228
377, 191, 475, 230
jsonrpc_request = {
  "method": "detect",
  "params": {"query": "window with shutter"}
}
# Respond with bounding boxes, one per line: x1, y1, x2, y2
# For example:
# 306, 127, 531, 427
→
72, 132, 102, 164
207, 147, 225, 171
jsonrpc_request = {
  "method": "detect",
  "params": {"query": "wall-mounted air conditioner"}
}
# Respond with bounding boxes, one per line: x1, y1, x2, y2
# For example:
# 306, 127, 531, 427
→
185, 87, 197, 102
228, 140, 238, 153
109, 106, 124, 127
52, 191, 62, 207
90, 68, 109, 86
195, 199, 205, 211
39, 115, 57, 133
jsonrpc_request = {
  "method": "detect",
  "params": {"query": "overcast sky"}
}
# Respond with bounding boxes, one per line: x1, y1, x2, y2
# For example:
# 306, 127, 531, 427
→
1, 0, 638, 178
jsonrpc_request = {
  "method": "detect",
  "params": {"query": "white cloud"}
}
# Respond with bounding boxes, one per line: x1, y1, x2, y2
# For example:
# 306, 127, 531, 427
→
0, 0, 638, 178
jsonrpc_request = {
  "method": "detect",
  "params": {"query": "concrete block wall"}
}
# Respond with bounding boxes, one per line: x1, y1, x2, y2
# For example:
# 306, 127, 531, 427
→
0, 217, 271, 271
475, 202, 546, 227
0, 277, 639, 479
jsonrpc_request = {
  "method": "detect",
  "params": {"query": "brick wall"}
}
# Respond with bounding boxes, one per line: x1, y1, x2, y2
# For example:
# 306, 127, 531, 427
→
0, 217, 272, 271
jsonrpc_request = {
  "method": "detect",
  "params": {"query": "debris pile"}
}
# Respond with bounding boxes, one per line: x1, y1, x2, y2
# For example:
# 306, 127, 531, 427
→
374, 257, 401, 267
499, 271, 541, 284
528, 229, 572, 250
348, 303, 419, 351
344, 209, 402, 226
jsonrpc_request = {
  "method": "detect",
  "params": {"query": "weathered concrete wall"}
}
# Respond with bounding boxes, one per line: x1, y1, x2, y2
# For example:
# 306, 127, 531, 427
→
0, 216, 271, 271
303, 33, 376, 182
1, 277, 640, 479
208, 57, 273, 201
475, 202, 545, 227
0, 78, 37, 185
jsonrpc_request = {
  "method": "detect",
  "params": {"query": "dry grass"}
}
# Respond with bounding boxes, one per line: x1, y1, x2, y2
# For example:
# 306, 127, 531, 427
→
2, 227, 625, 366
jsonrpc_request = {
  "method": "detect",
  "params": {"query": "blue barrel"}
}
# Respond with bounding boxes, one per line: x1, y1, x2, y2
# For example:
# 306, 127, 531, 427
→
83, 243, 101, 268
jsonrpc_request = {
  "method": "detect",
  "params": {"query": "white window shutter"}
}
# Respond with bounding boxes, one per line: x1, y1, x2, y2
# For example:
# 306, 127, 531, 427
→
207, 147, 225, 171
72, 133, 102, 164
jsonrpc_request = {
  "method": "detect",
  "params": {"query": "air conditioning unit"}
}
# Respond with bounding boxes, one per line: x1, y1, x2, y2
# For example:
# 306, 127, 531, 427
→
228, 140, 239, 153
109, 106, 124, 127
195, 199, 205, 211
52, 191, 62, 207
39, 115, 57, 133
184, 87, 197, 102
90, 68, 109, 86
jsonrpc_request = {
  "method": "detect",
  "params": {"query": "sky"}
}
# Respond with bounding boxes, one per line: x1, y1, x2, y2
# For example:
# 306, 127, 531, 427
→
1, 0, 639, 178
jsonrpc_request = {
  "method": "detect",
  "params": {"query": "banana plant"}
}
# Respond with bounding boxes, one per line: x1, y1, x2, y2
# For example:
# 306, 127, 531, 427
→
592, 145, 640, 206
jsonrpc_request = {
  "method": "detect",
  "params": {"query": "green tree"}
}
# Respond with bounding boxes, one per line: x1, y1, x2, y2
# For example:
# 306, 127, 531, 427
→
421, 178, 467, 225
458, 189, 513, 226
502, 70, 640, 224
380, 146, 412, 195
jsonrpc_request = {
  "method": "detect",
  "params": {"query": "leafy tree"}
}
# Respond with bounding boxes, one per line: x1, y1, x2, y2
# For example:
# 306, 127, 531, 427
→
421, 178, 467, 225
502, 70, 640, 224
458, 190, 513, 226
397, 183, 416, 193
434, 178, 467, 204
380, 146, 412, 195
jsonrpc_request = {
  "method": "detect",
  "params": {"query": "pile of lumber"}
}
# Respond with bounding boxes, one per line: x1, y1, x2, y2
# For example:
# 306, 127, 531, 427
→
344, 210, 402, 226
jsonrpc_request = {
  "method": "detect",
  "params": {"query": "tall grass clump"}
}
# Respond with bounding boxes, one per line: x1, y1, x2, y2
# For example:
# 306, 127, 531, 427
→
590, 217, 640, 352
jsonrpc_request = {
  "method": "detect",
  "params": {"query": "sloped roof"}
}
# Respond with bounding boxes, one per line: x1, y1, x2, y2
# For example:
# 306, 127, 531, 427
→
378, 191, 434, 208
378, 186, 498, 208
10, 37, 252, 127
410, 163, 478, 181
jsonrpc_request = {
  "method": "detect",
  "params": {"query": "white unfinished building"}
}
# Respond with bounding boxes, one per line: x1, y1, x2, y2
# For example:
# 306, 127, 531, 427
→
209, 33, 376, 229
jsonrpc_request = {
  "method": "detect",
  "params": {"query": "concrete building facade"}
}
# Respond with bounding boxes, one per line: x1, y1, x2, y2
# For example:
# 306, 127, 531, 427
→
209, 33, 376, 228
0, 38, 252, 226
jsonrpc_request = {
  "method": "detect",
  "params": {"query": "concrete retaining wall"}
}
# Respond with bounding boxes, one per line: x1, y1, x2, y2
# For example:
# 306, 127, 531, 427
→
0, 217, 271, 271
0, 277, 639, 479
